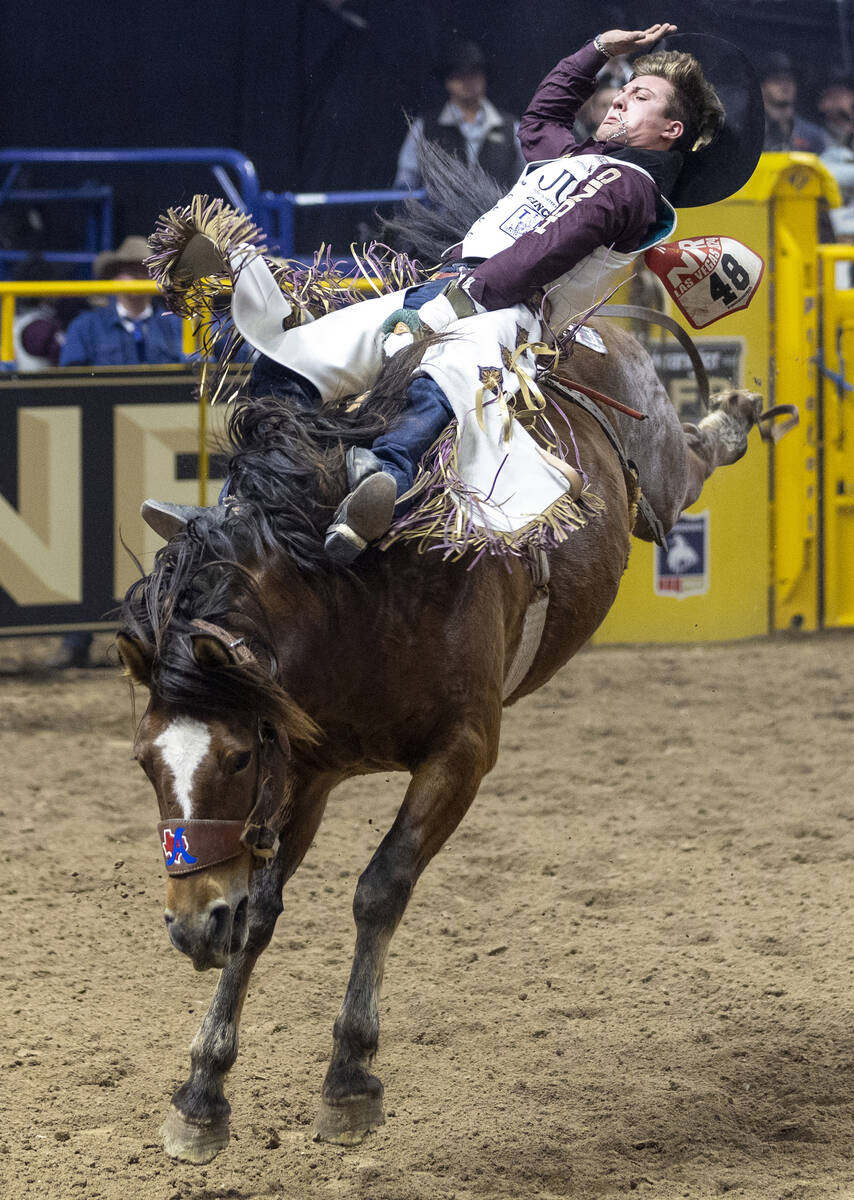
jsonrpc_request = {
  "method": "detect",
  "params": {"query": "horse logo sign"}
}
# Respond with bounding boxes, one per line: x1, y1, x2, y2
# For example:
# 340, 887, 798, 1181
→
654, 512, 709, 598
161, 825, 198, 868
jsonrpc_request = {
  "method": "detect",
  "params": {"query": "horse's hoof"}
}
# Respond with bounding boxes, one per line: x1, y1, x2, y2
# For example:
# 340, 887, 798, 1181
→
160, 1106, 230, 1163
312, 1094, 386, 1145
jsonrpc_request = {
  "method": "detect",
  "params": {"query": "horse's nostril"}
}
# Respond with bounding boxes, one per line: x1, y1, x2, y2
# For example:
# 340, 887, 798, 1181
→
206, 902, 231, 951
164, 911, 175, 927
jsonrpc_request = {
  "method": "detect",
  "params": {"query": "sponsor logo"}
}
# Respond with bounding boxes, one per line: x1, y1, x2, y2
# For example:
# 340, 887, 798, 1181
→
162, 825, 198, 867
645, 237, 765, 329
654, 512, 709, 598
498, 204, 546, 240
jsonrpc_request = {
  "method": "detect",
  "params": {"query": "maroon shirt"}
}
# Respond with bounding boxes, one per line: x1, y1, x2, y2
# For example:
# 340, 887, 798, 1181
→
464, 41, 672, 312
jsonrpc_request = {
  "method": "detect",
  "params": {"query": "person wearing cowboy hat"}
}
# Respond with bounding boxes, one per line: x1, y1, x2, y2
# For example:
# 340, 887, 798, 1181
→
144, 22, 764, 564
59, 234, 185, 369
395, 41, 525, 192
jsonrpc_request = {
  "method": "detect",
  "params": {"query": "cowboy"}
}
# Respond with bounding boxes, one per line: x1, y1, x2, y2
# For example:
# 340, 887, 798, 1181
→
144, 22, 763, 562
60, 235, 186, 368
394, 41, 526, 193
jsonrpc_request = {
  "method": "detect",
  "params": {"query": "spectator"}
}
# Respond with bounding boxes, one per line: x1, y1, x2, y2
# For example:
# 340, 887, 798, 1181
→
394, 42, 525, 192
59, 235, 185, 368
818, 76, 854, 149
816, 78, 854, 245
760, 52, 827, 154
11, 255, 66, 370
574, 82, 619, 141
50, 235, 186, 669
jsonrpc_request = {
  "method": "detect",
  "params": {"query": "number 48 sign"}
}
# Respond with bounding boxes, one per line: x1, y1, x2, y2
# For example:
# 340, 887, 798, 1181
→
645, 236, 765, 329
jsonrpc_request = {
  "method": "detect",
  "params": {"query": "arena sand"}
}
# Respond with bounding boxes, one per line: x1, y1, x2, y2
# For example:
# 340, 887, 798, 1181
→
1, 632, 853, 1200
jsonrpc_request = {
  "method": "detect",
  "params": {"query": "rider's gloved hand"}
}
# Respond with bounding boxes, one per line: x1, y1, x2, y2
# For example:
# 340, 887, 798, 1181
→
380, 307, 428, 357
381, 281, 482, 358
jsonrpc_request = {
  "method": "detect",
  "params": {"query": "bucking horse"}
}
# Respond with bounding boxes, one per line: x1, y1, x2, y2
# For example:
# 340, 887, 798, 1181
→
117, 151, 778, 1161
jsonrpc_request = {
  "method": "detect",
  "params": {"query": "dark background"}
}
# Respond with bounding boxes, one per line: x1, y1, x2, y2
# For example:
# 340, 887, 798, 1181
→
3, 0, 853, 256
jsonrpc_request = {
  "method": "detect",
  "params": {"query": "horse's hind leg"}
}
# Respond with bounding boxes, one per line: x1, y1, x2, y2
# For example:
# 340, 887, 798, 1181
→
681, 389, 763, 510
314, 724, 496, 1144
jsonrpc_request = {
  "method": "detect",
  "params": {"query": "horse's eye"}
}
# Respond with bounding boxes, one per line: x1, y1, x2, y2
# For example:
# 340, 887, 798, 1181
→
230, 751, 252, 773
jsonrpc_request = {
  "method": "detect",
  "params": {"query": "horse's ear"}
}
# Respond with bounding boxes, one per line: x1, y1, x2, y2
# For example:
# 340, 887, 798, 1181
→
191, 634, 238, 669
116, 633, 154, 687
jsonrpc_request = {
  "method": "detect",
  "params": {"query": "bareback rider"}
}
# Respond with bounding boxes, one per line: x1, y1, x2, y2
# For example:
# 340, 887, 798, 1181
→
145, 22, 762, 562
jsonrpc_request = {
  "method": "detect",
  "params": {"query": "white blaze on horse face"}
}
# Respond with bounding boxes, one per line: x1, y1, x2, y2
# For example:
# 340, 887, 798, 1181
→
154, 717, 213, 818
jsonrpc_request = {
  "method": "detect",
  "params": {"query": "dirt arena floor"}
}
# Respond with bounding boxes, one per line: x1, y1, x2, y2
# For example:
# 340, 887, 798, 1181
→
1, 631, 853, 1200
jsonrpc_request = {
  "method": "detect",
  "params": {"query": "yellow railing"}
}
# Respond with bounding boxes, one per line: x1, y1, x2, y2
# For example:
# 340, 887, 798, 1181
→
0, 274, 386, 367
0, 279, 198, 363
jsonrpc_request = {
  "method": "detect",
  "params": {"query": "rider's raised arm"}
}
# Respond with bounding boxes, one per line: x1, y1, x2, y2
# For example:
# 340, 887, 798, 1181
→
517, 40, 609, 162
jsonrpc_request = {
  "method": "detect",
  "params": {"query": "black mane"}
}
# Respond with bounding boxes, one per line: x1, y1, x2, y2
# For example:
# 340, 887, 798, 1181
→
381, 138, 505, 261
121, 138, 498, 716
120, 342, 429, 716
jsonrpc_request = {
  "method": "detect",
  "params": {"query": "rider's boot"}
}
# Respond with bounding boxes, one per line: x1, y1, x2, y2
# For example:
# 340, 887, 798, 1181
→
171, 232, 310, 350
323, 448, 398, 566
140, 498, 227, 542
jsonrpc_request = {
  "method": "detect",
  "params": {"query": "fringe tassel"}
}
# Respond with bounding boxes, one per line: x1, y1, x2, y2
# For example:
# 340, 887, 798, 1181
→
380, 424, 606, 563
144, 194, 432, 406
146, 195, 268, 319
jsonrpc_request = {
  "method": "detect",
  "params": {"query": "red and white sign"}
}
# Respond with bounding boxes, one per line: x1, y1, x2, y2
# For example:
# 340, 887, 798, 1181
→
645, 237, 765, 329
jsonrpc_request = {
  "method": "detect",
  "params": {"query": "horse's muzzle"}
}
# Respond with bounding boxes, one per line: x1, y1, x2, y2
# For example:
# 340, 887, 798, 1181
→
165, 894, 249, 970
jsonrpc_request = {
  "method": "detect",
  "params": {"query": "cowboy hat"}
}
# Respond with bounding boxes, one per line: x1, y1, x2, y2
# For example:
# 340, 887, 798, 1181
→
659, 33, 765, 208
93, 235, 152, 279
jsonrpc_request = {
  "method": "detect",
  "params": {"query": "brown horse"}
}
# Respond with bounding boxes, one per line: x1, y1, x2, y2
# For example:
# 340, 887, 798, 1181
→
117, 311, 763, 1162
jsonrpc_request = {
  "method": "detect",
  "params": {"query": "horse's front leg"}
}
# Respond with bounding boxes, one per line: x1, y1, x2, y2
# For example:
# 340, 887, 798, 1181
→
315, 725, 496, 1144
162, 780, 331, 1163
160, 858, 285, 1162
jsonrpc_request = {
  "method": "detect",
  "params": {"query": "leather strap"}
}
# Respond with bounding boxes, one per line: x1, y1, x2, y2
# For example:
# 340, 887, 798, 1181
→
543, 375, 666, 546
190, 618, 254, 664
155, 624, 290, 875
158, 819, 246, 876
598, 303, 710, 412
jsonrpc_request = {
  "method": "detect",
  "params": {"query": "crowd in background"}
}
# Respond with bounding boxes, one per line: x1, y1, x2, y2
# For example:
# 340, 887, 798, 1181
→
5, 23, 854, 667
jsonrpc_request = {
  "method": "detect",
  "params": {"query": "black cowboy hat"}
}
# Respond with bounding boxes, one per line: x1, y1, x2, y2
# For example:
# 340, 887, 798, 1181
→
658, 33, 765, 209
434, 41, 489, 83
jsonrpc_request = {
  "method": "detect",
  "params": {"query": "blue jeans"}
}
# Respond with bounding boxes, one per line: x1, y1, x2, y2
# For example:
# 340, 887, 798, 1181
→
243, 278, 455, 501
370, 375, 453, 498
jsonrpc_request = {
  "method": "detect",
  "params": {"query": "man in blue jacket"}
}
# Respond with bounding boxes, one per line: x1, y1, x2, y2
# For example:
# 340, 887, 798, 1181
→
60, 235, 185, 368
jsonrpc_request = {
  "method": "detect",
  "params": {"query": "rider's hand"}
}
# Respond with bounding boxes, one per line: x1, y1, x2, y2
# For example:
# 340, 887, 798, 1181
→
596, 23, 677, 58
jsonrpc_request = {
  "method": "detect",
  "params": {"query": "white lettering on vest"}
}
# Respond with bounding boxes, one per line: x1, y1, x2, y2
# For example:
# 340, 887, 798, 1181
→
533, 168, 623, 236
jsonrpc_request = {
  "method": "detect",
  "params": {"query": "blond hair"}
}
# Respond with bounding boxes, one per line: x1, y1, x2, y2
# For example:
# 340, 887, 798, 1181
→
632, 50, 724, 151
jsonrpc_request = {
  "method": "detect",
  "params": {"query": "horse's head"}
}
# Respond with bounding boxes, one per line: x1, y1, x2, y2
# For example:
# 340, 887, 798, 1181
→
117, 624, 317, 971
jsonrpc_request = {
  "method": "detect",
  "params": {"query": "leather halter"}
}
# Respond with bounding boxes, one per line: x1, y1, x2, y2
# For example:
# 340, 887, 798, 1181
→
156, 621, 289, 877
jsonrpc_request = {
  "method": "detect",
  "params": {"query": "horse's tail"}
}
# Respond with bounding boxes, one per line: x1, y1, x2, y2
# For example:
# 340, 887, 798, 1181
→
382, 137, 505, 262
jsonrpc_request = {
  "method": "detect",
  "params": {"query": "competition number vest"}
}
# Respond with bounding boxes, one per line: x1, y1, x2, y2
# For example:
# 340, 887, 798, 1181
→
461, 153, 677, 332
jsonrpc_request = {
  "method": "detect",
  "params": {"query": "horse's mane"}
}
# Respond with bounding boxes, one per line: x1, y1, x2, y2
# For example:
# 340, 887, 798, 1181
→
121, 138, 498, 719
120, 341, 432, 720
381, 138, 505, 261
